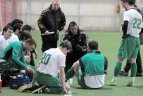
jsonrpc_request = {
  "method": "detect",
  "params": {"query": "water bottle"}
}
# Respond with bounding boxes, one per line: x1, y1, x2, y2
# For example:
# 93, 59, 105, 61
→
0, 73, 2, 93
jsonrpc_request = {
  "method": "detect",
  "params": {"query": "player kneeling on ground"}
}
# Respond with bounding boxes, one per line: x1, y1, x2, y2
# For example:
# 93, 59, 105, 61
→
18, 40, 72, 94
66, 40, 108, 89
0, 38, 36, 73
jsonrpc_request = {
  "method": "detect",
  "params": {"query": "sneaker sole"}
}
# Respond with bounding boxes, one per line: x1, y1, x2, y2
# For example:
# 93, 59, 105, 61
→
32, 85, 46, 94
17, 84, 32, 92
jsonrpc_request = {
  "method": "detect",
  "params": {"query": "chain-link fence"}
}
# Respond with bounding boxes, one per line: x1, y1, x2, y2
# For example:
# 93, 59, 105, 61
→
0, 0, 143, 31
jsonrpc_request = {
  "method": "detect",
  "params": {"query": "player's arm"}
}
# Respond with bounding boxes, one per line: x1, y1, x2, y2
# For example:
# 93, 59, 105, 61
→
60, 66, 68, 94
37, 10, 48, 34
72, 60, 81, 76
122, 20, 128, 39
12, 46, 28, 69
58, 12, 66, 31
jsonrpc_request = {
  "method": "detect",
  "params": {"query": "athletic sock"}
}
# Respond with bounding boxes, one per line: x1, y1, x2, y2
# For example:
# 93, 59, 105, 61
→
114, 62, 122, 77
131, 63, 137, 77
112, 76, 117, 82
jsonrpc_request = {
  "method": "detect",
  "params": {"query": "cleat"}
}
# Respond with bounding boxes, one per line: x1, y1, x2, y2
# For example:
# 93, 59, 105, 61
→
32, 85, 46, 94
17, 83, 33, 92
119, 71, 128, 76
126, 81, 134, 87
106, 81, 117, 86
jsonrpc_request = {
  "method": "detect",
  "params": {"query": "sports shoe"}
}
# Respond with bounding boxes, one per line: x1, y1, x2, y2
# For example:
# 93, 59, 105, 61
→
136, 73, 142, 77
17, 83, 33, 92
106, 81, 117, 86
119, 71, 128, 76
126, 81, 134, 87
32, 85, 46, 94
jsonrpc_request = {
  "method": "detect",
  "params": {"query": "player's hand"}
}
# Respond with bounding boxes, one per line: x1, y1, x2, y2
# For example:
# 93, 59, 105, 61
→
63, 82, 71, 94
26, 66, 33, 73
63, 86, 68, 94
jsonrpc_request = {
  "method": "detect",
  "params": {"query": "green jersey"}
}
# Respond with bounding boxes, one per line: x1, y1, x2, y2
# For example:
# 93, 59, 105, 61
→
80, 50, 105, 75
0, 41, 28, 69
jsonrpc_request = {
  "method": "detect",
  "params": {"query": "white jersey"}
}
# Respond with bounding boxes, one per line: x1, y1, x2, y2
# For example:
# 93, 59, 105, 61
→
124, 9, 143, 37
8, 33, 19, 44
0, 36, 10, 55
37, 48, 66, 77
84, 74, 105, 88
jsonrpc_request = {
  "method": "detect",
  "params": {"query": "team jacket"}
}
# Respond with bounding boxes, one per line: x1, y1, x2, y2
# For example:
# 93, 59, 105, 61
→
37, 5, 66, 34
61, 30, 88, 51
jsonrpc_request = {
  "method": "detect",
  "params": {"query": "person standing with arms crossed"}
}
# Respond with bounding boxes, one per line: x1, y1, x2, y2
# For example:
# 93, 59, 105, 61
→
37, 0, 66, 52
107, 0, 143, 86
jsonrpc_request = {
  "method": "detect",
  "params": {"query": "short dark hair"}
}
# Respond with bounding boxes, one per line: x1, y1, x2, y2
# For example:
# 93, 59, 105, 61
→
25, 38, 37, 48
68, 21, 77, 29
22, 25, 33, 32
2, 25, 13, 35
60, 40, 72, 51
11, 19, 23, 27
121, 0, 135, 5
13, 23, 22, 32
88, 40, 98, 50
19, 31, 32, 41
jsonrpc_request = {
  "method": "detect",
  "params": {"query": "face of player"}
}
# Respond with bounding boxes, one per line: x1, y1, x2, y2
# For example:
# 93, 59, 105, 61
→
121, 1, 128, 9
25, 43, 35, 52
51, 0, 60, 11
65, 49, 71, 55
69, 25, 78, 35
4, 29, 13, 39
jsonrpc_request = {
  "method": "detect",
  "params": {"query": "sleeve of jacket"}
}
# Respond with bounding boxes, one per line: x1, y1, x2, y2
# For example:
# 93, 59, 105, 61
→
60, 32, 69, 42
80, 32, 88, 49
58, 12, 66, 31
37, 9, 48, 34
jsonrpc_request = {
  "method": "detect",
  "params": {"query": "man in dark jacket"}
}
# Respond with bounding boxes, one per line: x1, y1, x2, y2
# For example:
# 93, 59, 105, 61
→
61, 21, 88, 73
37, 0, 66, 52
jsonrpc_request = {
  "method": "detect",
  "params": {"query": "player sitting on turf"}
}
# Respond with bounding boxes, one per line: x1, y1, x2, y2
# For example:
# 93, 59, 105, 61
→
66, 40, 108, 89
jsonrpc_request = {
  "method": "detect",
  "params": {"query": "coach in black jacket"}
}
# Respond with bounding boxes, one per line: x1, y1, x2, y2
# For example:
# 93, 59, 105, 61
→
37, 0, 66, 52
61, 21, 88, 73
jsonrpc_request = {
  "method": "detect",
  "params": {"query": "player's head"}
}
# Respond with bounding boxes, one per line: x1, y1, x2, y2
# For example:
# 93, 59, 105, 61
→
22, 25, 33, 32
51, 0, 60, 11
60, 40, 72, 54
121, 0, 135, 9
11, 19, 23, 27
88, 40, 98, 50
22, 25, 33, 35
68, 21, 79, 35
24, 38, 36, 52
19, 31, 32, 41
2, 25, 13, 39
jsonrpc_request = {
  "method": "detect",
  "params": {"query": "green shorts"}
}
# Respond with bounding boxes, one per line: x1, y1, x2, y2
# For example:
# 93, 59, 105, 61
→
0, 60, 24, 71
118, 36, 140, 59
77, 71, 90, 89
35, 71, 63, 94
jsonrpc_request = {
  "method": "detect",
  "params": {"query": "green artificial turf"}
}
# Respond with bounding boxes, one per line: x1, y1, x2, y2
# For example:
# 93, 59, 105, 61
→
1, 31, 143, 96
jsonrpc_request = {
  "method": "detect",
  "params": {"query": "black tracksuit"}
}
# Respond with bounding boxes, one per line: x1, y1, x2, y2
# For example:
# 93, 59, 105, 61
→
38, 5, 66, 52
61, 29, 88, 73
